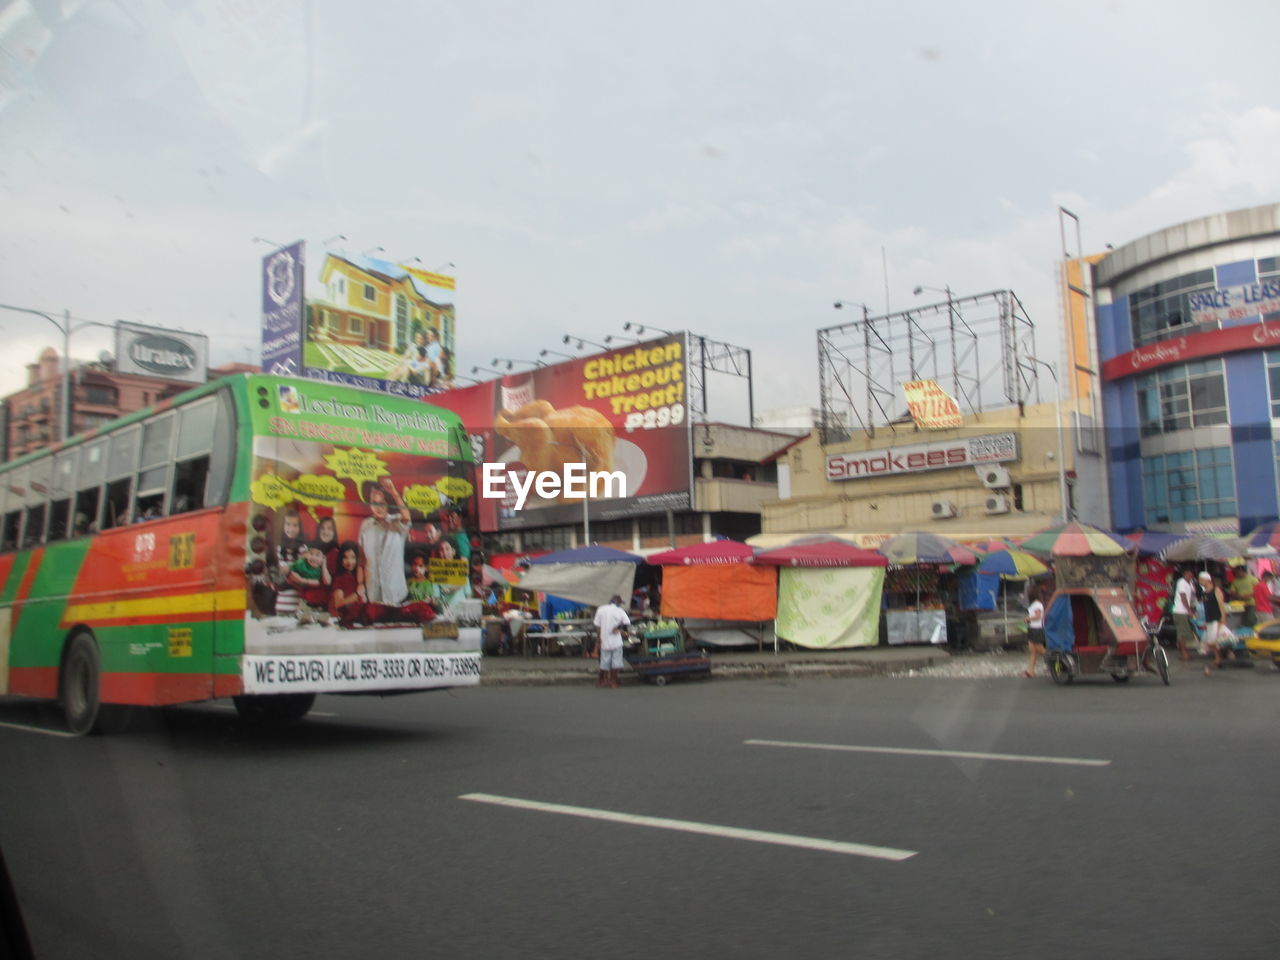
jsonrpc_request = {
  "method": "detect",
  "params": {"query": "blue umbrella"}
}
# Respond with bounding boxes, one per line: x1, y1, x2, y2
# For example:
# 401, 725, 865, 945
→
526, 544, 643, 564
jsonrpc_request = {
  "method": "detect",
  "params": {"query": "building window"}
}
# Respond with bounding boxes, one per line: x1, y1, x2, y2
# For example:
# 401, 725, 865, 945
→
350, 315, 364, 335
395, 295, 409, 347
1142, 446, 1236, 525
1136, 359, 1228, 437
522, 525, 573, 552
81, 385, 116, 405
363, 283, 376, 302
1261, 257, 1280, 323
1266, 350, 1280, 419
1129, 269, 1215, 347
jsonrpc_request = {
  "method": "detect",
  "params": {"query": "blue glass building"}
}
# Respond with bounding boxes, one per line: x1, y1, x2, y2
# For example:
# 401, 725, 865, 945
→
1093, 203, 1280, 535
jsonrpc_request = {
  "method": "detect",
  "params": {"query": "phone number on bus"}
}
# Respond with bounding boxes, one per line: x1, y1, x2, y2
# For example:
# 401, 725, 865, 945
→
242, 652, 483, 694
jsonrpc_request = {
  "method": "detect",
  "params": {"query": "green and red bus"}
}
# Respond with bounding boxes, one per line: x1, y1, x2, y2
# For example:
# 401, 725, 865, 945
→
0, 374, 482, 733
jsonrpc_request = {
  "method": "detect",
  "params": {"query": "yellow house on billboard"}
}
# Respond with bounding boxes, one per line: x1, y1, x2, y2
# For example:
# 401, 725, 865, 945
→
307, 255, 454, 358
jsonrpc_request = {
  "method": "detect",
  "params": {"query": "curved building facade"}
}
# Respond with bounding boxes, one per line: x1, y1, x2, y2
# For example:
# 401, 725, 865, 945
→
1094, 203, 1280, 534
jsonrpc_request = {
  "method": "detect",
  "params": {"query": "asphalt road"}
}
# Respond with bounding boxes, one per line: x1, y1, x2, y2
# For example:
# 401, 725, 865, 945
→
3, 663, 1280, 960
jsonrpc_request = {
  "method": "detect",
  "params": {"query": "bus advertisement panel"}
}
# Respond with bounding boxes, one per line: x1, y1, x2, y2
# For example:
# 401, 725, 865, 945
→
245, 378, 481, 693
0, 375, 481, 734
430, 332, 693, 532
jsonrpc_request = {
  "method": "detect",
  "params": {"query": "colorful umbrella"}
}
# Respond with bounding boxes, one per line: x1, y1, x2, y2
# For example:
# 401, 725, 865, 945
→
1245, 521, 1280, 552
976, 549, 1050, 580
1125, 531, 1190, 558
525, 544, 643, 564
966, 537, 1023, 555
646, 540, 756, 565
1020, 522, 1132, 558
877, 532, 977, 566
1159, 535, 1250, 562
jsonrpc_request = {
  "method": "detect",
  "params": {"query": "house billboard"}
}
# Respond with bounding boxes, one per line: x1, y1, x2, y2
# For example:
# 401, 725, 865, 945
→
258, 241, 457, 398
302, 254, 456, 399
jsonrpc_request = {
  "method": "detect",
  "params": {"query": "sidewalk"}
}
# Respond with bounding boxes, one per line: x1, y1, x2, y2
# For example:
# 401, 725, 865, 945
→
480, 644, 951, 686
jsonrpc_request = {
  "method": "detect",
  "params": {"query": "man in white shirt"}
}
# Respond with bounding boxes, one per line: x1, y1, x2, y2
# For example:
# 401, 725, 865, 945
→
592, 595, 631, 689
1171, 566, 1198, 661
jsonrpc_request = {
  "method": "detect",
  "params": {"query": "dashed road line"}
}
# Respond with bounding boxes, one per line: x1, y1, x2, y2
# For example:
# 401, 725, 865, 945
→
745, 739, 1110, 767
459, 792, 917, 861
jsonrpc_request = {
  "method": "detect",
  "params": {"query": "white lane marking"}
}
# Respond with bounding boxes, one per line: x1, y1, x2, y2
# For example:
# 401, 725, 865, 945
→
745, 739, 1111, 768
460, 792, 917, 861
0, 721, 78, 738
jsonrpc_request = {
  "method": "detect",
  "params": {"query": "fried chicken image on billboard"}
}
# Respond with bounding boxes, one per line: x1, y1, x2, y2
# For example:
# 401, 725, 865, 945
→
494, 400, 616, 492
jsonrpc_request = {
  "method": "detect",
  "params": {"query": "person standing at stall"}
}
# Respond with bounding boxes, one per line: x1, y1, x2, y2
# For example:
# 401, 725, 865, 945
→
1020, 586, 1046, 678
1254, 571, 1276, 623
1230, 564, 1259, 626
1171, 567, 1199, 661
593, 595, 631, 689
1200, 571, 1237, 674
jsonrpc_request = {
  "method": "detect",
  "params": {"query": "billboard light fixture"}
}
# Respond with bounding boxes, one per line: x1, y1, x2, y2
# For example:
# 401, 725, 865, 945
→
622, 321, 672, 336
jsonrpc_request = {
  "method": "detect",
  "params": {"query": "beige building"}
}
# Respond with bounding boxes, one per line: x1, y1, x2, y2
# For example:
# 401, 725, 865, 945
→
758, 400, 1079, 546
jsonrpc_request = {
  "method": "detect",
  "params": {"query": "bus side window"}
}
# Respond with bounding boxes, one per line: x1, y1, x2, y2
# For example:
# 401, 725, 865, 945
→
134, 493, 163, 523
171, 457, 209, 515
48, 498, 71, 541
1, 512, 20, 552
73, 488, 100, 535
23, 504, 46, 547
105, 479, 132, 529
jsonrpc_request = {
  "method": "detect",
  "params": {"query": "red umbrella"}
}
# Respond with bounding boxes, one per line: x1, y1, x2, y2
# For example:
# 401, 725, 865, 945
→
646, 540, 756, 565
755, 541, 888, 567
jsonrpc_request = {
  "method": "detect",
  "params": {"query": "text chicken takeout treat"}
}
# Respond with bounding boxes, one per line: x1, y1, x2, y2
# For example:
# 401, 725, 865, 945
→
494, 401, 617, 500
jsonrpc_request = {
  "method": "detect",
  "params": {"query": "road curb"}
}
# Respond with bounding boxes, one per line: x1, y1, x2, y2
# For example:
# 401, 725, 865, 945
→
478, 653, 950, 687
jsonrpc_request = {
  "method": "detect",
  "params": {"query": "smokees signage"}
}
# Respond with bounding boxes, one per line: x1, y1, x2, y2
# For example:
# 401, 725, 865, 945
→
826, 432, 1018, 482
430, 333, 693, 531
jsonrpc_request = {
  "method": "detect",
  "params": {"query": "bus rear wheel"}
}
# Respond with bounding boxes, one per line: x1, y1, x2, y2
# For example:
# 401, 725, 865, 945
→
232, 693, 316, 723
60, 632, 101, 736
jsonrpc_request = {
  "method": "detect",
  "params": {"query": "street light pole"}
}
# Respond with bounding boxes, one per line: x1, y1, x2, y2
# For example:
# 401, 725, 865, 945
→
0, 303, 72, 441
0, 305, 120, 444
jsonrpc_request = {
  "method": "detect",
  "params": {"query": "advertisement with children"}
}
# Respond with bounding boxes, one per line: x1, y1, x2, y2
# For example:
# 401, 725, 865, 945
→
244, 380, 481, 665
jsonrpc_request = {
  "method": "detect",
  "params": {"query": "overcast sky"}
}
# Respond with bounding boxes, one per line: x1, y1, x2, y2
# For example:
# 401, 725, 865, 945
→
2, 0, 1279, 421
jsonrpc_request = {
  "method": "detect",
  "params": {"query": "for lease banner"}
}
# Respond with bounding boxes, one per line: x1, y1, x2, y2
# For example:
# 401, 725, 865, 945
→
902, 379, 962, 429
1188, 280, 1280, 326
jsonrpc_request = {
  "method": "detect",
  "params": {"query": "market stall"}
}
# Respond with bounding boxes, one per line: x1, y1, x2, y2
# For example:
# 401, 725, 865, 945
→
645, 539, 777, 651
645, 540, 775, 620
877, 533, 977, 646
516, 544, 644, 607
975, 548, 1051, 645
754, 539, 887, 649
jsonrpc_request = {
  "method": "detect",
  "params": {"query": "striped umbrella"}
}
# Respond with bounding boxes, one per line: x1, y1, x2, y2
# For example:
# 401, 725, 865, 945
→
877, 532, 978, 566
967, 537, 1023, 556
1159, 535, 1250, 562
1021, 522, 1132, 558
976, 549, 1050, 580
1245, 521, 1280, 553
1125, 531, 1191, 558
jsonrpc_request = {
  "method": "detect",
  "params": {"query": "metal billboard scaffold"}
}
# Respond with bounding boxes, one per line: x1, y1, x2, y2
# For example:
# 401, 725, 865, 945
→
819, 290, 1039, 443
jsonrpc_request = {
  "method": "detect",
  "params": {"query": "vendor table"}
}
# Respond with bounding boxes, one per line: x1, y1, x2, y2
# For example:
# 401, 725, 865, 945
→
514, 618, 594, 656
886, 606, 948, 645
